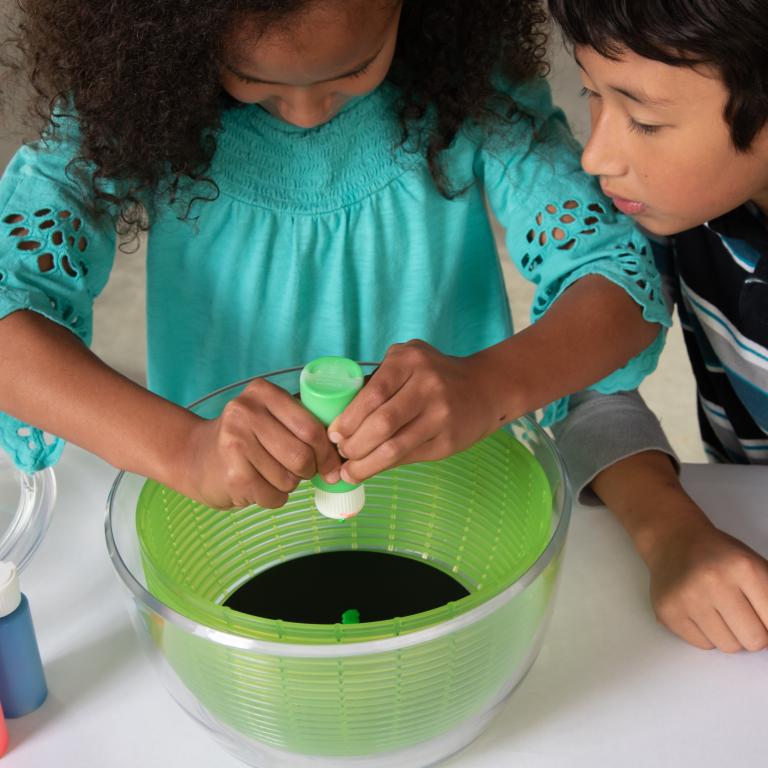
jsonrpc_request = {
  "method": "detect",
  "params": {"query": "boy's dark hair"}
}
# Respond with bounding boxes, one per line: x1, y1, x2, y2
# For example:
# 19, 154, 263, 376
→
549, 0, 768, 152
1, 0, 547, 232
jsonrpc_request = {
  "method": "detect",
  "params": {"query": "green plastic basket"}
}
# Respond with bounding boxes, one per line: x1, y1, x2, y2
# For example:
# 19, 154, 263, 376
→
106, 365, 571, 768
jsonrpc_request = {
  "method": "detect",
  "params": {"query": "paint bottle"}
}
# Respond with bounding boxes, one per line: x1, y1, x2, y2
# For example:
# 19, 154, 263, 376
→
300, 357, 366, 520
0, 561, 47, 718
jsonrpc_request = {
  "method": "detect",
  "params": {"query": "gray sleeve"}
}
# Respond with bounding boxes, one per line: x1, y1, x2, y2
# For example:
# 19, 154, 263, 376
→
549, 389, 680, 506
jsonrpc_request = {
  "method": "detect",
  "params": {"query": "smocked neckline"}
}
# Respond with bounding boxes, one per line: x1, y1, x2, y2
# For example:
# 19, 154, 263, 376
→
211, 81, 414, 214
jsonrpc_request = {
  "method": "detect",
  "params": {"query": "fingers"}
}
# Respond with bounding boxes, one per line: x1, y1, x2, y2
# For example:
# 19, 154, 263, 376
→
203, 379, 343, 509
695, 608, 744, 653
332, 341, 472, 480
654, 596, 719, 651
337, 386, 426, 464
341, 417, 437, 483
237, 432, 300, 494
720, 591, 768, 652
650, 524, 768, 654
328, 354, 411, 442
741, 557, 768, 634
220, 453, 289, 510
710, 551, 768, 652
739, 558, 768, 650
243, 379, 340, 481
659, 592, 768, 653
254, 409, 328, 481
675, 619, 715, 651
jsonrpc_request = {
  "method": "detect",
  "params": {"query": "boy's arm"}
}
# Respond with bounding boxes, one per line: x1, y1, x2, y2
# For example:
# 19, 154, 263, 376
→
555, 393, 768, 653
549, 388, 678, 505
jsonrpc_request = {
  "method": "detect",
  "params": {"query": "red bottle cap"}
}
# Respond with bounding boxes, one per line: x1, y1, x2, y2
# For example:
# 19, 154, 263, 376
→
0, 700, 9, 757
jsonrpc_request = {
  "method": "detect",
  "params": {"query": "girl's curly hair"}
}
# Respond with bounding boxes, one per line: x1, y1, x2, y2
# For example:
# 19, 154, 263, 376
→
2, 0, 548, 232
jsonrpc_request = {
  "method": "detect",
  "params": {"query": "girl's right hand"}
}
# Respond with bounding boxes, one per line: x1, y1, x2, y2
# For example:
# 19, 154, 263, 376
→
174, 378, 341, 509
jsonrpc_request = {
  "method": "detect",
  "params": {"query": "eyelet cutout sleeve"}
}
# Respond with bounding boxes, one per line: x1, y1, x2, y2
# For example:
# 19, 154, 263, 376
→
477, 78, 672, 425
0, 134, 117, 472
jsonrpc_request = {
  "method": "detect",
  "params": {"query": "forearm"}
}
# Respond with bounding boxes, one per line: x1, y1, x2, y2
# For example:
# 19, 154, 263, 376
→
0, 310, 198, 481
472, 274, 660, 420
591, 450, 713, 566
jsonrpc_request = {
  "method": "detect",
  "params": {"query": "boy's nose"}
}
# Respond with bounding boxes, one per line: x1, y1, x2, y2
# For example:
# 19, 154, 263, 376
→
581, 118, 627, 179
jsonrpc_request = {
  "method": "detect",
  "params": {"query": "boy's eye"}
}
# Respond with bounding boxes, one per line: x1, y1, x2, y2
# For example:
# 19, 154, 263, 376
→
628, 118, 662, 136
579, 86, 600, 99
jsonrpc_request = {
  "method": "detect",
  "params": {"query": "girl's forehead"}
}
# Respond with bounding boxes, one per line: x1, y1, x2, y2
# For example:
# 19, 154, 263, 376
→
226, 1, 398, 70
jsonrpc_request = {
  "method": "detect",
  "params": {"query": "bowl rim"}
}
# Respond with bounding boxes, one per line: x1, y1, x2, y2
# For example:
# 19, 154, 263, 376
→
105, 365, 573, 658
0, 453, 57, 574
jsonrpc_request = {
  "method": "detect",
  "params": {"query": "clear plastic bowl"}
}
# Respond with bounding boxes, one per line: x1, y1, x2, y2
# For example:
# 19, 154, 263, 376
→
0, 450, 56, 572
106, 365, 571, 768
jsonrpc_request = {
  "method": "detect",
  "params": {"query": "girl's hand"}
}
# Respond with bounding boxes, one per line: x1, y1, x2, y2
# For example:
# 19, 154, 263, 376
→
328, 340, 505, 483
647, 515, 768, 652
176, 378, 341, 509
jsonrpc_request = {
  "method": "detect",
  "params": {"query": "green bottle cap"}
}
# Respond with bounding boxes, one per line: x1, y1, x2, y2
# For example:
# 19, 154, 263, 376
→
299, 357, 364, 426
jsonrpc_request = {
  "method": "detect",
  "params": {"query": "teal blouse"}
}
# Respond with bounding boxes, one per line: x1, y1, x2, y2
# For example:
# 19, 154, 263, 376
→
0, 78, 670, 472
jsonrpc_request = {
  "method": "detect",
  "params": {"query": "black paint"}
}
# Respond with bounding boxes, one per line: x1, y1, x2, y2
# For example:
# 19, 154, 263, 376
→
224, 550, 470, 624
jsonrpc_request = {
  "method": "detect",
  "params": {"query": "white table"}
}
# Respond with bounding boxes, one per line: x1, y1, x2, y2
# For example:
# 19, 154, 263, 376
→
5, 446, 768, 767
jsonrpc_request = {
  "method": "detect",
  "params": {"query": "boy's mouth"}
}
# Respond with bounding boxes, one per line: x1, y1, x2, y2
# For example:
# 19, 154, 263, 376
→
611, 196, 647, 216
602, 187, 647, 216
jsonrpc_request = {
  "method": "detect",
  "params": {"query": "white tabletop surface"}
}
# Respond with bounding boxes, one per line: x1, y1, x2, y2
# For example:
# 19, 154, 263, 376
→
4, 445, 767, 767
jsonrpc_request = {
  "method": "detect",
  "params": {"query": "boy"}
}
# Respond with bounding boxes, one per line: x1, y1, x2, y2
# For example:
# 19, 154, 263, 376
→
548, 0, 768, 652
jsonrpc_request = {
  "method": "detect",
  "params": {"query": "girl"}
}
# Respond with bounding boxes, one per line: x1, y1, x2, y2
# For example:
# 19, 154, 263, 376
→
0, 0, 668, 510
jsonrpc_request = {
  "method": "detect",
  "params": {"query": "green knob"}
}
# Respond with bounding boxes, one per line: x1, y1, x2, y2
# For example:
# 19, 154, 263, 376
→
341, 608, 361, 625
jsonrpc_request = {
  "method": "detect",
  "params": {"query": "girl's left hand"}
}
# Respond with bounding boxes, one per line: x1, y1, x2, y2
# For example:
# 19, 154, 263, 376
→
328, 340, 505, 483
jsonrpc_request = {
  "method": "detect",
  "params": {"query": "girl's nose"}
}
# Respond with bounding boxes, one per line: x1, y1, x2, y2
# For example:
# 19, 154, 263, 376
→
278, 91, 334, 128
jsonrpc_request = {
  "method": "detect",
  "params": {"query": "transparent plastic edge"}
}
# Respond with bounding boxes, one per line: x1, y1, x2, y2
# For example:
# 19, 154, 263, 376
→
104, 368, 573, 658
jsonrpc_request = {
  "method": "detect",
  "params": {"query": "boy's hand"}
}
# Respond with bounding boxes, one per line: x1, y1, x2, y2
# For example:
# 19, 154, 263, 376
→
590, 450, 768, 653
327, 340, 504, 483
175, 378, 341, 509
647, 515, 768, 652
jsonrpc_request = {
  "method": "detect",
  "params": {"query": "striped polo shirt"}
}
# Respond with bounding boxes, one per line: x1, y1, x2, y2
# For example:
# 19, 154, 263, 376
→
669, 203, 768, 463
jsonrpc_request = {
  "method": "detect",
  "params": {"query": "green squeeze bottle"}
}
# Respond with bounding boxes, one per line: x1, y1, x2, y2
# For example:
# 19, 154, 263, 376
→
299, 357, 366, 520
